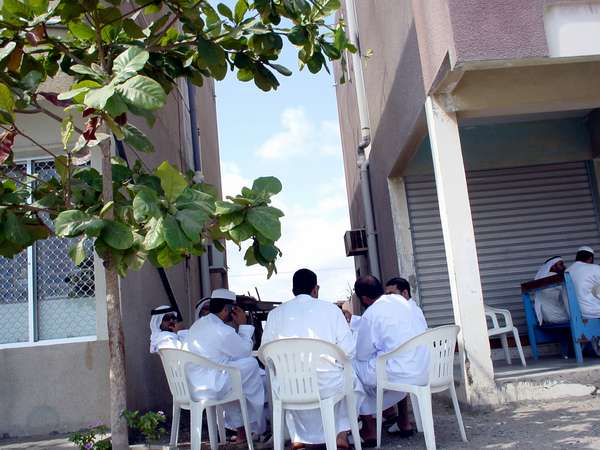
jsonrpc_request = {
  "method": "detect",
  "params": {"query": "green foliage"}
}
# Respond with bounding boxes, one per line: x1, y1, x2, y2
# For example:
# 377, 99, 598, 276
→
0, 0, 349, 278
68, 424, 112, 450
122, 409, 167, 444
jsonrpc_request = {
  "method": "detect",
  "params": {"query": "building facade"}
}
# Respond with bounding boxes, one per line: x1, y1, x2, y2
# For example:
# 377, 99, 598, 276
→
335, 0, 600, 403
0, 75, 225, 436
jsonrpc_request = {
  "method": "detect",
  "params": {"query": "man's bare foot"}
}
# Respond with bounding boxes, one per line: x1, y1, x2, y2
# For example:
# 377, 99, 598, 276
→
337, 431, 350, 449
231, 427, 247, 444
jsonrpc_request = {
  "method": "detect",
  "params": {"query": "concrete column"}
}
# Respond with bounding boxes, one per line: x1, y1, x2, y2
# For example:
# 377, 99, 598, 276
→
387, 176, 420, 304
424, 96, 495, 405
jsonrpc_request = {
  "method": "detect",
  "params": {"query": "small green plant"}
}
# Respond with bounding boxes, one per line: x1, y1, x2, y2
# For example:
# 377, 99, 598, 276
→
123, 409, 167, 444
68, 424, 112, 450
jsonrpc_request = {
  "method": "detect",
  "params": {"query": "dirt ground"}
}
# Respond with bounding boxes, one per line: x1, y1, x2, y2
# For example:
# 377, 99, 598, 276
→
2, 395, 600, 450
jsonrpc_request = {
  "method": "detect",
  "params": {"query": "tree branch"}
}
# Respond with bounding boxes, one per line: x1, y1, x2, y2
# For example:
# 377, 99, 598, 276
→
1, 124, 58, 159
32, 98, 85, 134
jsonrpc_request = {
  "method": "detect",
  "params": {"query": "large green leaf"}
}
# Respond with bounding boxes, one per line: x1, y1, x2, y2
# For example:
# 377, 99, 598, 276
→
143, 217, 165, 250
229, 222, 254, 242
156, 245, 184, 267
247, 206, 281, 241
133, 187, 161, 222
252, 176, 282, 195
84, 84, 115, 109
0, 42, 16, 62
68, 22, 95, 41
175, 187, 215, 213
112, 47, 149, 83
55, 210, 92, 237
0, 83, 15, 124
5, 211, 30, 245
117, 75, 166, 111
163, 214, 191, 251
101, 220, 134, 250
122, 123, 154, 153
215, 200, 243, 215
155, 161, 188, 203
176, 208, 208, 242
68, 237, 87, 265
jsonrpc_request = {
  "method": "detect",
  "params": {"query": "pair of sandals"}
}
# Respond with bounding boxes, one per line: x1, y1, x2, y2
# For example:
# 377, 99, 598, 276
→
359, 417, 414, 448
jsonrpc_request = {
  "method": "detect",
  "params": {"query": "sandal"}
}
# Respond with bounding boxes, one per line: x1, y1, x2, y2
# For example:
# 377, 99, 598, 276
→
387, 423, 415, 438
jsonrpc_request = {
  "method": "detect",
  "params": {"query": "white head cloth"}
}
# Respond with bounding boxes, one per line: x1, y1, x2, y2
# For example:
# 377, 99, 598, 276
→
535, 256, 563, 280
195, 297, 211, 318
149, 305, 178, 353
578, 246, 595, 255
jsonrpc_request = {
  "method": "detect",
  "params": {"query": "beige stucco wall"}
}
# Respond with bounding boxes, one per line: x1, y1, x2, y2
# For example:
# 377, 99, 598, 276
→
0, 341, 110, 437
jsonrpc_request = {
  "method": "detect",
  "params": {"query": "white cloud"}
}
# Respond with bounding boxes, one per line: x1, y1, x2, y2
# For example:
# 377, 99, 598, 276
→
256, 107, 342, 159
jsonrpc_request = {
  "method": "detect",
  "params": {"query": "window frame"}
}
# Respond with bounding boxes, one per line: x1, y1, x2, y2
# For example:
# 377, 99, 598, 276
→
0, 157, 97, 349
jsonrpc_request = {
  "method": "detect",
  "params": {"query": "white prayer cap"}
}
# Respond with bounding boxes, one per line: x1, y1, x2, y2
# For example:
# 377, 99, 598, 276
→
578, 246, 595, 254
210, 288, 236, 302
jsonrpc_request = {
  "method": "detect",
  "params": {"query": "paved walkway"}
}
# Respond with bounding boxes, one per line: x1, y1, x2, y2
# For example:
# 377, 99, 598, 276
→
2, 395, 600, 450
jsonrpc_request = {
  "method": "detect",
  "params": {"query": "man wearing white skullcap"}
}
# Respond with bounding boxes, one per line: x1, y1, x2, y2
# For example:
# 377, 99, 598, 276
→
185, 288, 265, 443
533, 256, 568, 324
566, 246, 600, 319
149, 305, 186, 353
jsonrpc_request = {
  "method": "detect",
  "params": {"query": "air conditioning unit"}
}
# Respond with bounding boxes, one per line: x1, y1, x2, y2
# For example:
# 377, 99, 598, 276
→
344, 229, 368, 256
208, 243, 227, 273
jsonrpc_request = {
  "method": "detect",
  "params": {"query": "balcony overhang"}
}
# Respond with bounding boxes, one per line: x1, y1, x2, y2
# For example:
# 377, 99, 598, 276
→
434, 55, 600, 121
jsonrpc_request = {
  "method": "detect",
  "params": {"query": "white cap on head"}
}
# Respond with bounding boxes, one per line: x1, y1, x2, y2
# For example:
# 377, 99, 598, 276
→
210, 288, 236, 302
578, 246, 595, 255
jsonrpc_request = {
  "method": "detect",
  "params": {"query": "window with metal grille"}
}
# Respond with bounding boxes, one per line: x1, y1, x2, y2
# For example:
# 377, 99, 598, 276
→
0, 159, 96, 345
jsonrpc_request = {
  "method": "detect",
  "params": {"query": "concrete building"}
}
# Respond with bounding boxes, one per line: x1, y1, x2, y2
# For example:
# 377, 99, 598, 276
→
335, 0, 600, 404
0, 75, 226, 436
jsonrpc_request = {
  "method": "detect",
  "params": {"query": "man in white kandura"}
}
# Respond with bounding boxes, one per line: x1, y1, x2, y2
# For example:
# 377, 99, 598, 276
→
533, 256, 568, 324
185, 289, 266, 443
354, 276, 429, 446
149, 305, 187, 353
567, 246, 600, 319
262, 268, 362, 450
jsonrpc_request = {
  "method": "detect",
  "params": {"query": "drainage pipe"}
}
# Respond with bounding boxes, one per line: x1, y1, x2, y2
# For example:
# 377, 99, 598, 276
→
186, 80, 212, 298
345, 0, 381, 280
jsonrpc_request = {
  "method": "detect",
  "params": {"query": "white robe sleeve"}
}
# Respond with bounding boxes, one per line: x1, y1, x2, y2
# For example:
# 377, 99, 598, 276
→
355, 313, 376, 362
334, 308, 356, 359
154, 333, 182, 352
220, 323, 255, 360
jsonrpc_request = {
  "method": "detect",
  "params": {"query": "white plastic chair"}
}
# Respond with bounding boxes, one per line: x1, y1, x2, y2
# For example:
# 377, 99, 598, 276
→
258, 338, 362, 450
158, 348, 254, 450
485, 305, 526, 367
375, 325, 466, 450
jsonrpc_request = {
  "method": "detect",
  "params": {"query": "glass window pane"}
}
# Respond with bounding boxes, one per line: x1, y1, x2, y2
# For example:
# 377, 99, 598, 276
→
33, 160, 96, 340
0, 252, 29, 344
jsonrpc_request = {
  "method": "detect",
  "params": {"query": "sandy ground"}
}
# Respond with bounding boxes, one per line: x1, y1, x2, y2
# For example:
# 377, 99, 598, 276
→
2, 395, 600, 450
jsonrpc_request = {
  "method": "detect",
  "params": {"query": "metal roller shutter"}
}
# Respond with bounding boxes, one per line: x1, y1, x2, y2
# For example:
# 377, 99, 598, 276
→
404, 161, 600, 329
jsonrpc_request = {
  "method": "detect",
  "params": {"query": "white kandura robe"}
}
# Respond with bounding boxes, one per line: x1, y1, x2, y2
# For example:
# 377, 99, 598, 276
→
533, 261, 568, 324
354, 294, 429, 415
566, 261, 600, 319
262, 294, 364, 444
184, 313, 266, 434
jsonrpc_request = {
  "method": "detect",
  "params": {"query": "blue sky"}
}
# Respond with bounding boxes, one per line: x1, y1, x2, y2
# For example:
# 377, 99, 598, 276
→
214, 41, 355, 303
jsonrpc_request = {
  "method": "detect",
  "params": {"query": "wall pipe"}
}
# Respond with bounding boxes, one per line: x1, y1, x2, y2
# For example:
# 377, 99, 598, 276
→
345, 0, 381, 280
186, 80, 212, 298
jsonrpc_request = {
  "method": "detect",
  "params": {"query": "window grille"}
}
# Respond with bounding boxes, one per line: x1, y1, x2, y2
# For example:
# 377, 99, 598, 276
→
0, 159, 96, 345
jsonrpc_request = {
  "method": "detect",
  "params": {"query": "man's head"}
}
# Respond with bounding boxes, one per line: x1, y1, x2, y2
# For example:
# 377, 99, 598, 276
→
576, 246, 595, 264
150, 305, 179, 333
354, 275, 383, 308
195, 297, 211, 319
384, 277, 412, 299
292, 268, 319, 298
544, 256, 566, 274
209, 288, 236, 321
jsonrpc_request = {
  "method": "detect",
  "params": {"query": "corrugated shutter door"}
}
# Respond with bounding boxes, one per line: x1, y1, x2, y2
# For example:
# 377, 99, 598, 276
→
405, 161, 600, 329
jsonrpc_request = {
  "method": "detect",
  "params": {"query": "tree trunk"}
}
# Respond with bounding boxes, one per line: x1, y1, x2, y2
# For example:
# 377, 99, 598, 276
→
101, 142, 129, 450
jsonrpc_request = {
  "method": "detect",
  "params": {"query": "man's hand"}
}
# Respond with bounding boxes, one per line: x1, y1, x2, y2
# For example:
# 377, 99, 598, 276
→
231, 306, 247, 326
